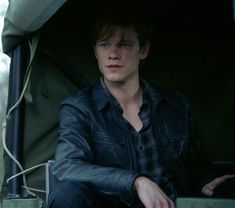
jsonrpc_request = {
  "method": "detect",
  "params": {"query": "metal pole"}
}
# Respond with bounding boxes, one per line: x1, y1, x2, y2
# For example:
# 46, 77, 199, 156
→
6, 44, 27, 197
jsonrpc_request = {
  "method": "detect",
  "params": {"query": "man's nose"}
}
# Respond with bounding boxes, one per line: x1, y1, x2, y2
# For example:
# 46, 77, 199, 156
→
108, 46, 120, 60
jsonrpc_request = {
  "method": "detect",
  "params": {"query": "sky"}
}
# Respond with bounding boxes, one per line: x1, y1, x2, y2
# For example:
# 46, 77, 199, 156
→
0, 0, 10, 73
0, 0, 9, 141
0, 0, 9, 191
0, 0, 10, 111
0, 0, 10, 134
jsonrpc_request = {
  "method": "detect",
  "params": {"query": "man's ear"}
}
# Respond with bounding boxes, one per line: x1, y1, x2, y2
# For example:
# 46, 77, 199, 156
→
140, 41, 150, 60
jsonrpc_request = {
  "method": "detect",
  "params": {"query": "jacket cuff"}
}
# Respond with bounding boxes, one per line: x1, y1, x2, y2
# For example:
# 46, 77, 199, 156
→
119, 172, 148, 206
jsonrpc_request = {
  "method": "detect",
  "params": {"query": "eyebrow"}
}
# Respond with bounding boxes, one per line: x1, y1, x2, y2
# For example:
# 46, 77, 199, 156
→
97, 39, 134, 43
120, 39, 133, 42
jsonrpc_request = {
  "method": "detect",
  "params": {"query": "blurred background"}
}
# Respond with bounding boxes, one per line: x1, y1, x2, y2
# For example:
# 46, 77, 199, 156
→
0, 0, 10, 193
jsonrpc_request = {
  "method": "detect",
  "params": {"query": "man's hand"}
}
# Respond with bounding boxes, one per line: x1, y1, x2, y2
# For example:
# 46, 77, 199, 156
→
201, 174, 235, 196
134, 176, 175, 208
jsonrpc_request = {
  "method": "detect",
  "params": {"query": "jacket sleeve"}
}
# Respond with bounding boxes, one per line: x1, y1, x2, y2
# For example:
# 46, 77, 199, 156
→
180, 94, 212, 196
52, 100, 140, 205
164, 92, 211, 196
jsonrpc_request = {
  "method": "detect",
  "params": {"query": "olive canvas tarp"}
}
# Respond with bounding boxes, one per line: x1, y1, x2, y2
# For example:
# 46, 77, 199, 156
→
1, 0, 235, 199
1, 0, 67, 54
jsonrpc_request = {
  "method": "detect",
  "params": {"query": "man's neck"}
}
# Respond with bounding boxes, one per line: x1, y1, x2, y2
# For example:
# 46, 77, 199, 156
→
103, 77, 143, 132
103, 78, 142, 107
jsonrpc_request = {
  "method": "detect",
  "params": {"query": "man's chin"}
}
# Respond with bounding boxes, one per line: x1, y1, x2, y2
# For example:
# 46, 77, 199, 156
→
104, 77, 125, 85
104, 76, 122, 82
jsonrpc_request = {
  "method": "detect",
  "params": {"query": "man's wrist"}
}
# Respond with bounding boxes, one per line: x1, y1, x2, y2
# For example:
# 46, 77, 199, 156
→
133, 176, 146, 191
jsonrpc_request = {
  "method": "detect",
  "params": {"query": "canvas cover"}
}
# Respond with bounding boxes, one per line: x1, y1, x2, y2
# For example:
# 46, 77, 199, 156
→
1, 0, 235, 199
2, 0, 67, 54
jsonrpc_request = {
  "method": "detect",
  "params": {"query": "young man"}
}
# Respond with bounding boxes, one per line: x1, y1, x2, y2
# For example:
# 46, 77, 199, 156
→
48, 12, 234, 208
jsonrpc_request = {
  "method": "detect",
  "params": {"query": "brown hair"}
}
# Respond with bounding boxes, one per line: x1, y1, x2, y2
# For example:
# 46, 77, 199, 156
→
92, 10, 154, 48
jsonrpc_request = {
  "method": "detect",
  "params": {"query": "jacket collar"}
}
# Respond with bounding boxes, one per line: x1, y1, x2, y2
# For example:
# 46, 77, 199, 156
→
140, 79, 165, 103
93, 77, 166, 111
93, 77, 113, 111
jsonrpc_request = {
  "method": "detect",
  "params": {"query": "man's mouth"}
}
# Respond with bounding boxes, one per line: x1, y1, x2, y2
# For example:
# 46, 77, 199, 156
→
106, 64, 122, 68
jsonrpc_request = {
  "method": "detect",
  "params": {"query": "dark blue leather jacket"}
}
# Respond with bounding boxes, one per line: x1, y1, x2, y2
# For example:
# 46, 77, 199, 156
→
52, 79, 206, 205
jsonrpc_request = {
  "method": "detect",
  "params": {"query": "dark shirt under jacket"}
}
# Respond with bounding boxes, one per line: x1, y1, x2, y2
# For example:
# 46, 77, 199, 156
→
52, 78, 206, 206
105, 81, 177, 200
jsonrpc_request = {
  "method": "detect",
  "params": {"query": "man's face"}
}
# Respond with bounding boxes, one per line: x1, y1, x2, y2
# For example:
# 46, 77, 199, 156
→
94, 26, 149, 84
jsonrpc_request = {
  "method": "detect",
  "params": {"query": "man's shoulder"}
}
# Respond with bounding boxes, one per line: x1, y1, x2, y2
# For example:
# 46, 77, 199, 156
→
145, 80, 186, 100
144, 81, 190, 112
147, 86, 191, 120
61, 86, 93, 107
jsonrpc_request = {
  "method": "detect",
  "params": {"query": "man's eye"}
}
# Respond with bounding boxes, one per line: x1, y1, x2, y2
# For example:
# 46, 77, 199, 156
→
99, 42, 109, 48
119, 42, 131, 48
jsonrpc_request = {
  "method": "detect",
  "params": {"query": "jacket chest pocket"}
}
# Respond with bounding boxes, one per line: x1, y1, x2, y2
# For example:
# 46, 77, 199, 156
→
163, 133, 189, 160
92, 134, 130, 168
